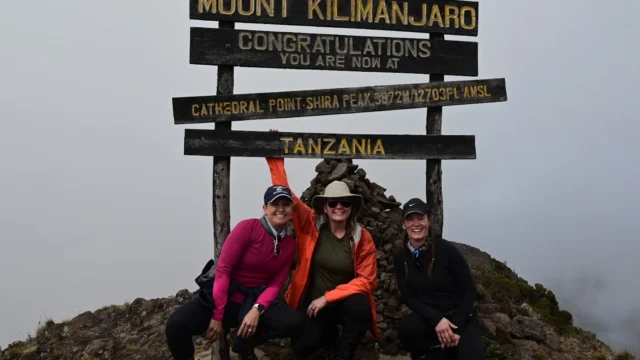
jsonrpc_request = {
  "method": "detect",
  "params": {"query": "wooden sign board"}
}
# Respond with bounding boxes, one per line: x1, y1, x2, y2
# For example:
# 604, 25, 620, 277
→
189, 0, 479, 37
173, 78, 506, 124
190, 27, 478, 76
184, 129, 476, 159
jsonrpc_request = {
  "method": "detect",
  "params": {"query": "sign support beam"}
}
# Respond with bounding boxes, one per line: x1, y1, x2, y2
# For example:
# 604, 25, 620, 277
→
211, 19, 234, 360
427, 32, 445, 237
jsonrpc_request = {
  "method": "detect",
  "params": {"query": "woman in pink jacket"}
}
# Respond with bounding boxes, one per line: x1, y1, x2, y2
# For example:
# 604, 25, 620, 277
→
165, 185, 303, 360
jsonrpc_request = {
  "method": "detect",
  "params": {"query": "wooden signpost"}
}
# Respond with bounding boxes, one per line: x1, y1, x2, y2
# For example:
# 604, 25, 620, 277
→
190, 27, 478, 76
174, 0, 508, 358
173, 78, 506, 124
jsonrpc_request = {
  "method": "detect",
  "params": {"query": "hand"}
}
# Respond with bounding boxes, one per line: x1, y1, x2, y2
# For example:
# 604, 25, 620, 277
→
205, 319, 223, 343
306, 295, 328, 318
269, 129, 279, 133
435, 318, 458, 348
237, 307, 261, 339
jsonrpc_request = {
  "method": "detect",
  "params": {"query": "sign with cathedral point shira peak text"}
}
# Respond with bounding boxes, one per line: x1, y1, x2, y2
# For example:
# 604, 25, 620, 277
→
172, 78, 506, 124
189, 0, 479, 37
183, 129, 476, 160
189, 27, 478, 76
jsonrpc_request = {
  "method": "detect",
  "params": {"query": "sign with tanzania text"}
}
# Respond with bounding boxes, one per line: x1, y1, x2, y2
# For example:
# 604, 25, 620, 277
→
189, 0, 479, 37
189, 27, 478, 76
184, 129, 476, 159
173, 78, 506, 124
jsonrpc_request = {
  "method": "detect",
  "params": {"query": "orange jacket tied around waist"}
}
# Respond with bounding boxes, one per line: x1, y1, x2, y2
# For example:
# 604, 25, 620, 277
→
266, 157, 380, 342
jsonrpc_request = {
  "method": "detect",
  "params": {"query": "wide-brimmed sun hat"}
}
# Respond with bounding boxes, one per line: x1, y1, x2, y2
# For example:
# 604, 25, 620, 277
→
311, 180, 363, 214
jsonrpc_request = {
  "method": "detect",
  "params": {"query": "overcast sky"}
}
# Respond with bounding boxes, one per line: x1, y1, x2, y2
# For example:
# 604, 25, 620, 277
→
1, 0, 639, 354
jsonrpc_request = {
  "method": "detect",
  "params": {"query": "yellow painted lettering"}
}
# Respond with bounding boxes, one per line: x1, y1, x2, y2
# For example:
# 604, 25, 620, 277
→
323, 138, 336, 154
219, 0, 235, 14
333, 0, 348, 20
308, 138, 321, 154
293, 138, 306, 154
355, 0, 373, 22
198, 0, 216, 13
372, 139, 385, 155
192, 104, 200, 117
428, 5, 443, 27
338, 139, 350, 154
409, 4, 427, 26
444, 5, 459, 28
374, 1, 389, 23
460, 6, 476, 30
352, 138, 365, 154
198, 104, 207, 116
257, 0, 275, 16
308, 0, 323, 19
391, 2, 408, 25
280, 136, 294, 154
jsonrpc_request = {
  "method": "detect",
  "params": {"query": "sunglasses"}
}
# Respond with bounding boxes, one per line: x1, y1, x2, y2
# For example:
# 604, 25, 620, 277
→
327, 199, 352, 208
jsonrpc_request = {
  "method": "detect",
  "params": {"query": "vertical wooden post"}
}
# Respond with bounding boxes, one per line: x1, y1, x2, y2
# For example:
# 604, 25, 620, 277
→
211, 19, 234, 360
426, 32, 444, 237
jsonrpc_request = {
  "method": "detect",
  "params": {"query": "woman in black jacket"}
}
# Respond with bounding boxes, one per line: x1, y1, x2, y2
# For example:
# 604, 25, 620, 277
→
392, 198, 484, 360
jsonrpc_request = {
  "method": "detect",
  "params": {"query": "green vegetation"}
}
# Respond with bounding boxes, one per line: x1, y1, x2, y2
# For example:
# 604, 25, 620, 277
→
482, 336, 508, 360
480, 259, 574, 335
614, 351, 637, 360
5, 348, 22, 360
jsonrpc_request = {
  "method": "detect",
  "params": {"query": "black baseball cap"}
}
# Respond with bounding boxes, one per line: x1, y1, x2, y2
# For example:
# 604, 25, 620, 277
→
264, 185, 293, 204
402, 198, 431, 218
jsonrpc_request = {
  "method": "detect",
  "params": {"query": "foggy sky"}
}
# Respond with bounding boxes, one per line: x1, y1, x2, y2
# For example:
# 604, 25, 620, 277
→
1, 0, 639, 355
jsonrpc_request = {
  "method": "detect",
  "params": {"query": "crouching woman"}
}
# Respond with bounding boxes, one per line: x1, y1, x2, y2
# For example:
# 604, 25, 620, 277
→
165, 185, 303, 360
265, 156, 379, 360
393, 198, 484, 360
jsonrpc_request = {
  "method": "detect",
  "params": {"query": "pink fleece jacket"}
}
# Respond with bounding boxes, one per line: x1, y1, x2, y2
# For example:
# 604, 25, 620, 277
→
212, 218, 295, 320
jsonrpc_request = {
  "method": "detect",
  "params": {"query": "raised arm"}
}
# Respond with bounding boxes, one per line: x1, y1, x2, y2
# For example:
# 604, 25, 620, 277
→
392, 251, 444, 328
324, 229, 377, 303
265, 157, 315, 232
211, 220, 251, 320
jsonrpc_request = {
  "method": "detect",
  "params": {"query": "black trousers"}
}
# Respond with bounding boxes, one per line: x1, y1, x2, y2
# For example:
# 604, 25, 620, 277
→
398, 311, 484, 360
291, 293, 372, 360
165, 297, 303, 360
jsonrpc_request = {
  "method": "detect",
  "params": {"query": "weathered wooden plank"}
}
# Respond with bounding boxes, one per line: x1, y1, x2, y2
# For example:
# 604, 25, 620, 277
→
173, 78, 505, 124
184, 129, 476, 160
189, 27, 478, 76
426, 33, 444, 237
189, 0, 479, 36
210, 19, 234, 360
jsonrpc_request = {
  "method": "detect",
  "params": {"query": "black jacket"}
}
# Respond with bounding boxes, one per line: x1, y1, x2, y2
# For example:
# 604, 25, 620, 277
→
392, 237, 477, 332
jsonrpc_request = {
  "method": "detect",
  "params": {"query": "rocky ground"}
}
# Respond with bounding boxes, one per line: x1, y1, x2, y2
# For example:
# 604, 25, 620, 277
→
1, 159, 637, 360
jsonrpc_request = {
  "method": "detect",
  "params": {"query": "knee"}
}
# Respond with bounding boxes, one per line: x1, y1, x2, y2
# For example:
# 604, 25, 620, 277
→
398, 313, 425, 342
165, 305, 189, 338
342, 293, 371, 321
165, 309, 184, 339
282, 307, 306, 332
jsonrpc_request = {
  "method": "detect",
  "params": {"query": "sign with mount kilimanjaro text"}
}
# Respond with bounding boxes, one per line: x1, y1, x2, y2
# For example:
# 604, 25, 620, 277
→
190, 0, 479, 36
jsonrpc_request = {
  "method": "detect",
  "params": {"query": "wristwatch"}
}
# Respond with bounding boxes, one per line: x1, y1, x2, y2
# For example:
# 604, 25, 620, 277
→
253, 303, 265, 315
